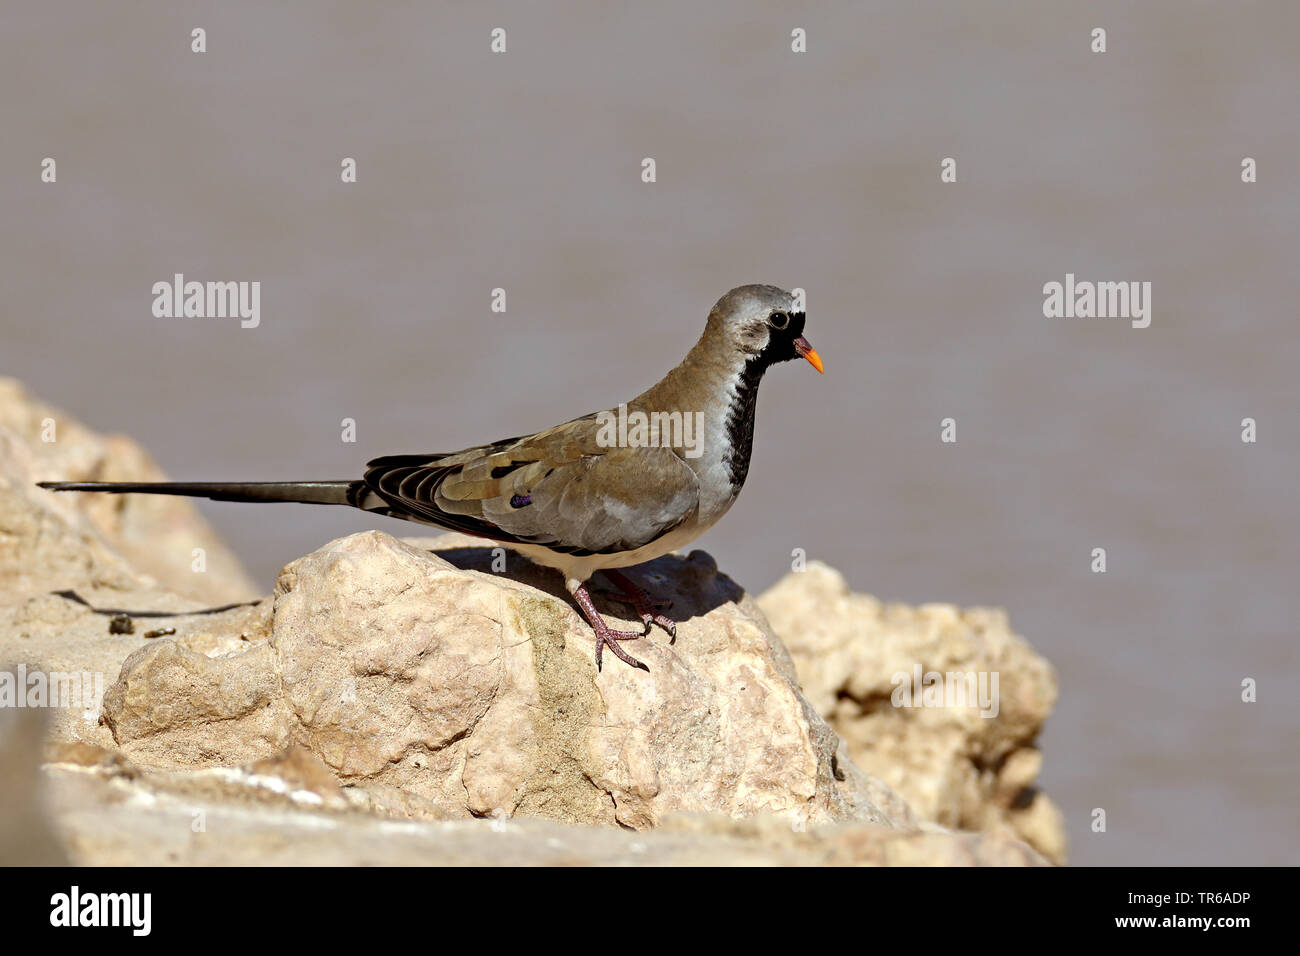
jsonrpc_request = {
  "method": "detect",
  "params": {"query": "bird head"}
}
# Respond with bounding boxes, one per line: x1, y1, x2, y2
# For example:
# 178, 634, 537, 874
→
707, 284, 824, 374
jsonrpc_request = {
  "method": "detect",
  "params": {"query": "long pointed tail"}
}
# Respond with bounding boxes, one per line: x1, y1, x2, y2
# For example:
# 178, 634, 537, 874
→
36, 480, 360, 506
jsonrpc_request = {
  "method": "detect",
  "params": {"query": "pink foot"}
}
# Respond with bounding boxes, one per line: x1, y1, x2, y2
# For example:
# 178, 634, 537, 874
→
571, 582, 649, 671
602, 569, 677, 643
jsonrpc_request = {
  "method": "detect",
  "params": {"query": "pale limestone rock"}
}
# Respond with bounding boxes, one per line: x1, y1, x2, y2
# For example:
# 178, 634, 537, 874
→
0, 376, 257, 607
102, 530, 895, 832
0, 583, 271, 749
757, 560, 1067, 863
102, 636, 289, 766
0, 377, 266, 749
35, 760, 1048, 866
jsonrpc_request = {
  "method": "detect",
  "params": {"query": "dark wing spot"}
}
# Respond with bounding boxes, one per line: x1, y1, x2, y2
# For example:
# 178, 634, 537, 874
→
509, 494, 532, 508
491, 462, 527, 479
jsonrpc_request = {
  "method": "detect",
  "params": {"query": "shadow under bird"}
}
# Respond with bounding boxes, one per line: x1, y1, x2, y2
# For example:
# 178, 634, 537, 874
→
40, 284, 823, 671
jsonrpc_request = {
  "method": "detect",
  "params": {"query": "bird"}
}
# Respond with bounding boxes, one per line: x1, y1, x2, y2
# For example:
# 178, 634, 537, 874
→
38, 284, 823, 671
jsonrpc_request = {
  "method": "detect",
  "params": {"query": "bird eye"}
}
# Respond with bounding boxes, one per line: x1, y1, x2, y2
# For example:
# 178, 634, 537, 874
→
768, 311, 789, 329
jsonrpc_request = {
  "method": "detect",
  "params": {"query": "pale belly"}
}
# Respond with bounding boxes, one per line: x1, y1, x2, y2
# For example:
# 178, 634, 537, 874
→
507, 497, 736, 592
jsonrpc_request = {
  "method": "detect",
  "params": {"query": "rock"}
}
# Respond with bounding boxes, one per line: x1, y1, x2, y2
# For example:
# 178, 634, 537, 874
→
39, 759, 1046, 865
102, 634, 288, 765
0, 376, 258, 607
0, 584, 271, 749
102, 529, 895, 832
757, 561, 1067, 864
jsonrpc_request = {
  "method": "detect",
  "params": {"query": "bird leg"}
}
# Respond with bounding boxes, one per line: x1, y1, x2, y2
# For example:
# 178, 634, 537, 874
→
601, 570, 677, 643
569, 582, 650, 672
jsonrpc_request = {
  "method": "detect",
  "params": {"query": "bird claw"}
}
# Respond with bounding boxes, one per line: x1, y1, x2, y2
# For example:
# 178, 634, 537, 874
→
574, 575, 677, 672
601, 571, 678, 644
594, 627, 649, 672
638, 610, 677, 643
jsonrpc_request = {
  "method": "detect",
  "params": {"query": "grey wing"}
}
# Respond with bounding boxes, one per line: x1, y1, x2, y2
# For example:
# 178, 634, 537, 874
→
360, 419, 700, 556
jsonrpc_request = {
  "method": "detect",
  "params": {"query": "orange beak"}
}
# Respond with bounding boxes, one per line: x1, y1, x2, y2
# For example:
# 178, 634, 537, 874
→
793, 336, 824, 374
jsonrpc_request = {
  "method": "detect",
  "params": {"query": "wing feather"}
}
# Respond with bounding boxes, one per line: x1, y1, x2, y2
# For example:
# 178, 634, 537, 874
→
361, 418, 699, 555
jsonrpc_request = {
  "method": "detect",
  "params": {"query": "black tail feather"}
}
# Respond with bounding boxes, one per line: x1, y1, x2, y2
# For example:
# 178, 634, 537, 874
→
36, 480, 358, 506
